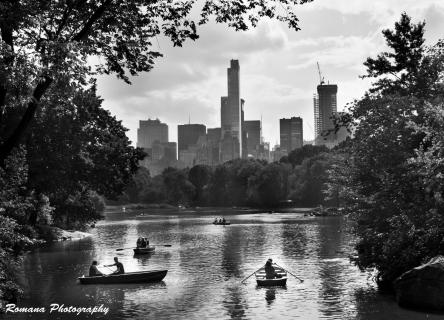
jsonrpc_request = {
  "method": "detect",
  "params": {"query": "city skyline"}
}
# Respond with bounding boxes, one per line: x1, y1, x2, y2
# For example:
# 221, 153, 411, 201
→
96, 1, 444, 147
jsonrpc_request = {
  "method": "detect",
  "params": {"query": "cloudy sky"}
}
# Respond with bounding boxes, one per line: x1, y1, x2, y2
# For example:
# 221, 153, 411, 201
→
96, 0, 444, 147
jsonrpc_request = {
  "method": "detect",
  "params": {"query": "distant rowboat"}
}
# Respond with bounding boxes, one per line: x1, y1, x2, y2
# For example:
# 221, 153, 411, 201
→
213, 221, 231, 225
78, 270, 167, 284
255, 266, 287, 286
133, 246, 156, 254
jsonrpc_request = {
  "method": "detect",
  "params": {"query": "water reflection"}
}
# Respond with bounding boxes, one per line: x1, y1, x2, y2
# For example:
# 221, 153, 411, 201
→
265, 288, 276, 305
9, 212, 444, 320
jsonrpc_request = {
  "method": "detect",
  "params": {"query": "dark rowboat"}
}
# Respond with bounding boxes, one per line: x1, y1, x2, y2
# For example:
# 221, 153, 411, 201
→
213, 222, 231, 225
255, 266, 287, 286
133, 246, 156, 254
78, 270, 167, 284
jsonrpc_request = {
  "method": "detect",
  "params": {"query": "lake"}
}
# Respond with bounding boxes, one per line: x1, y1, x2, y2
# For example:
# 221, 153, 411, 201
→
6, 208, 441, 319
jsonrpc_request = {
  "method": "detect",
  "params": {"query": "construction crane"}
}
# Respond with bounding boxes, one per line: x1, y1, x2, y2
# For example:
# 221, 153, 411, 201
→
317, 62, 325, 85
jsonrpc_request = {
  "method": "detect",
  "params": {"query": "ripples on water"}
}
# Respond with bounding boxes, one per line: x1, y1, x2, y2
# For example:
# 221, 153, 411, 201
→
8, 209, 442, 319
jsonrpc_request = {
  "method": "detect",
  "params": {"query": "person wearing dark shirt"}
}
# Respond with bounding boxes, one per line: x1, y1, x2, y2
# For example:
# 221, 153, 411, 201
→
264, 258, 280, 279
136, 237, 143, 248
105, 257, 125, 274
89, 261, 103, 277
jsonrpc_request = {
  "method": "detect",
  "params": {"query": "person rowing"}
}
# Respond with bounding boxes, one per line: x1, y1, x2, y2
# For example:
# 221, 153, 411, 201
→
89, 261, 104, 276
265, 258, 281, 279
105, 257, 125, 274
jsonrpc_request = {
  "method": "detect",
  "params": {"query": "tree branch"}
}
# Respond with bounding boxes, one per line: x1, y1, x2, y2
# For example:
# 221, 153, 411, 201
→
0, 24, 14, 124
55, 3, 75, 37
72, 0, 113, 42
0, 76, 53, 166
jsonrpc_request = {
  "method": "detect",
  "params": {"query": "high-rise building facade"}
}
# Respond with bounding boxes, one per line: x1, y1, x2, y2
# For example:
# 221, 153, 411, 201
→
177, 124, 206, 154
314, 84, 337, 144
207, 128, 221, 165
152, 141, 177, 162
280, 117, 303, 154
137, 118, 168, 148
244, 120, 261, 158
220, 60, 242, 160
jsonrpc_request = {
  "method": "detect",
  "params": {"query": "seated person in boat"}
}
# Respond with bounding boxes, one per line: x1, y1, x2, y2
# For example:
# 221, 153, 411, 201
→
144, 237, 150, 246
222, 218, 226, 223
105, 257, 125, 274
89, 261, 104, 276
265, 259, 281, 279
140, 237, 147, 248
136, 237, 143, 248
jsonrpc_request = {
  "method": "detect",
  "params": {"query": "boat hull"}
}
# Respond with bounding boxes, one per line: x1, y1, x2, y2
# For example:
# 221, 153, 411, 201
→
213, 222, 231, 225
79, 270, 167, 284
255, 266, 287, 286
133, 246, 156, 254
256, 278, 287, 286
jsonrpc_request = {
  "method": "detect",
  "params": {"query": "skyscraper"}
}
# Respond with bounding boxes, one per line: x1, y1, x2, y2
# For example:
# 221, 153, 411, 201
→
207, 128, 221, 165
244, 120, 261, 158
220, 60, 242, 160
177, 124, 206, 154
280, 117, 303, 154
137, 118, 168, 149
314, 84, 337, 144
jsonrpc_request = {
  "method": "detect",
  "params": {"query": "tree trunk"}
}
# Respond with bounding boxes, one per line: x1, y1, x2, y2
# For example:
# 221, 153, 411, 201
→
0, 76, 53, 166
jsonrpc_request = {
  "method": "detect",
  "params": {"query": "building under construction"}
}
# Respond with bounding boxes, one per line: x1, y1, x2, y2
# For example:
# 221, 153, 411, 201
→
313, 63, 340, 147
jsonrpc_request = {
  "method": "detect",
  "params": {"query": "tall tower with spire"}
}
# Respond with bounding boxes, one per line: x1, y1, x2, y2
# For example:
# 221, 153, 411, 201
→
220, 59, 242, 160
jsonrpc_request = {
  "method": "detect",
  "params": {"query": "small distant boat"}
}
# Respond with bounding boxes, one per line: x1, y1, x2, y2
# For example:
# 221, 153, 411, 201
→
78, 270, 167, 284
255, 266, 287, 286
133, 246, 156, 254
213, 221, 231, 225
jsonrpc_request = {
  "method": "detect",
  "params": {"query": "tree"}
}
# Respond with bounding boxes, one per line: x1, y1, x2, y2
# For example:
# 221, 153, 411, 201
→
162, 167, 194, 205
248, 162, 287, 207
288, 153, 331, 206
0, 0, 313, 164
362, 12, 425, 96
284, 144, 329, 168
334, 14, 444, 287
188, 165, 211, 204
2, 80, 144, 227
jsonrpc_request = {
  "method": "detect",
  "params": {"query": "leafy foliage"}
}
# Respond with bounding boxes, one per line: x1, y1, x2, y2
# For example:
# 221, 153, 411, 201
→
328, 13, 444, 286
124, 155, 332, 208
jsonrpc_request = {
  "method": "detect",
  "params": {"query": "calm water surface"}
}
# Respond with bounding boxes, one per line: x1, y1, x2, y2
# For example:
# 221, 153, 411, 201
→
6, 208, 441, 320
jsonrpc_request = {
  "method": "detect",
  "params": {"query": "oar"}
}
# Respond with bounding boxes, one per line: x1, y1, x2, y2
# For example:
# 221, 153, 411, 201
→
274, 263, 304, 282
98, 265, 115, 276
241, 267, 262, 284
116, 247, 132, 251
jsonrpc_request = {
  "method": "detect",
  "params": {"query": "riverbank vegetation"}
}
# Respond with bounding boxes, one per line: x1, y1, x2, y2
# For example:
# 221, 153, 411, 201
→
326, 13, 444, 288
120, 144, 334, 208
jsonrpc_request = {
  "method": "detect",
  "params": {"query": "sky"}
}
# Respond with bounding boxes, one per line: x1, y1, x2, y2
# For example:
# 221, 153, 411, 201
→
96, 0, 444, 147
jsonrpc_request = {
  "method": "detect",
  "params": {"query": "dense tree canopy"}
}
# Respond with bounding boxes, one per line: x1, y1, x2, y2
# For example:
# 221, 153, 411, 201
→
123, 154, 332, 208
329, 13, 444, 286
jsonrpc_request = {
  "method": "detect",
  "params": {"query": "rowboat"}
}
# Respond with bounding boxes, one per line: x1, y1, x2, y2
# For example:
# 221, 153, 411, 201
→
255, 266, 287, 286
78, 270, 167, 284
213, 222, 231, 225
133, 246, 156, 254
